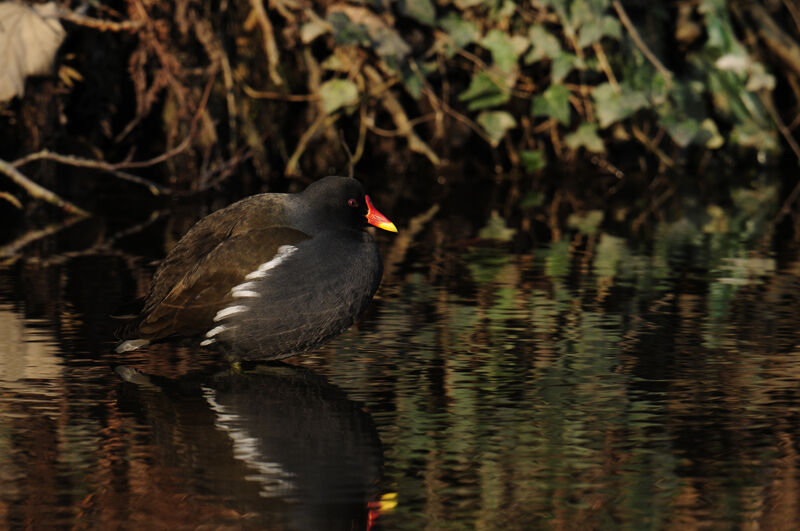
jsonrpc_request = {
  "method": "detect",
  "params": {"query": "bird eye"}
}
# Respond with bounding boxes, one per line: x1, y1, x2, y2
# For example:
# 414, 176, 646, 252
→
347, 198, 359, 208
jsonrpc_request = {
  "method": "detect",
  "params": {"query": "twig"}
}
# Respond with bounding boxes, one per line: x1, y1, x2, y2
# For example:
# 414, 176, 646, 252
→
632, 185, 674, 233
338, 129, 355, 178
593, 42, 620, 92
0, 159, 89, 217
242, 84, 318, 101
423, 87, 494, 145
612, 1, 673, 84
248, 0, 283, 85
57, 8, 142, 32
364, 66, 440, 165
12, 150, 166, 195
0, 216, 86, 258
0, 192, 22, 209
194, 148, 254, 192
285, 112, 338, 176
631, 125, 675, 168
760, 92, 800, 162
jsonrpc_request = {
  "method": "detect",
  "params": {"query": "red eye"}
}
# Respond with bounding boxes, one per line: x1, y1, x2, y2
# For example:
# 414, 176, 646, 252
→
347, 198, 358, 208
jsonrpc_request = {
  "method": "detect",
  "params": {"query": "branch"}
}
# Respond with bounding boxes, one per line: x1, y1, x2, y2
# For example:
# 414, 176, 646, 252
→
12, 150, 166, 195
0, 158, 89, 217
58, 9, 142, 32
247, 0, 283, 85
745, 3, 800, 78
612, 1, 673, 83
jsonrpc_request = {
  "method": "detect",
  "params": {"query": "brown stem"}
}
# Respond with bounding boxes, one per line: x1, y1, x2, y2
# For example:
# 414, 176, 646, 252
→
0, 159, 89, 217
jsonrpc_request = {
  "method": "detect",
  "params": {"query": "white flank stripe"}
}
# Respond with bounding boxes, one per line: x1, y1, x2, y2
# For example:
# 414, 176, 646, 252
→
244, 245, 297, 280
205, 325, 227, 338
233, 290, 259, 298
231, 281, 260, 298
200, 338, 216, 346
213, 305, 248, 322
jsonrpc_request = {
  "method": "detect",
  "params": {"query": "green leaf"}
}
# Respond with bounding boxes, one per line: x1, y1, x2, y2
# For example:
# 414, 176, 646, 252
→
700, 118, 724, 149
531, 84, 571, 125
593, 82, 649, 128
454, 0, 486, 8
525, 25, 562, 63
398, 0, 436, 26
480, 29, 521, 74
478, 211, 516, 241
565, 123, 604, 153
577, 16, 621, 48
730, 121, 779, 152
477, 111, 517, 147
319, 79, 359, 114
458, 71, 510, 110
551, 52, 579, 83
402, 61, 436, 100
520, 150, 547, 174
567, 209, 604, 235
326, 12, 370, 46
439, 12, 479, 50
660, 117, 701, 147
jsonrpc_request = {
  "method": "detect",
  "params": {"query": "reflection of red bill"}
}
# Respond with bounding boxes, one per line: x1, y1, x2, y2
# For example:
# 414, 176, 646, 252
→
365, 195, 398, 233
367, 492, 398, 530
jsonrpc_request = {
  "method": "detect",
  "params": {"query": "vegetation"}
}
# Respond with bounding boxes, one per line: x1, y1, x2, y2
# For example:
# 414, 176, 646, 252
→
0, 0, 799, 242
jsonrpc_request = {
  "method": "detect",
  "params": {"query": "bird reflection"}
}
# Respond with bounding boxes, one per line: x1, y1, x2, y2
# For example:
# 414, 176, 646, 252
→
115, 362, 385, 530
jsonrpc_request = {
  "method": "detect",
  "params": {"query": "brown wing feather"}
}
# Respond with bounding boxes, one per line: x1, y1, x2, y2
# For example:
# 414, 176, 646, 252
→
144, 194, 290, 314
139, 226, 310, 340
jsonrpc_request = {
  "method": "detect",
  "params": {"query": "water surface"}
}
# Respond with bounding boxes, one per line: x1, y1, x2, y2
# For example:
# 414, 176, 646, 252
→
1, 213, 799, 529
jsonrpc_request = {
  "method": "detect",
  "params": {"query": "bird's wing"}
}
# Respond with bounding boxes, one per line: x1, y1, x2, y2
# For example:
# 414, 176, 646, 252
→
138, 225, 310, 340
210, 231, 383, 359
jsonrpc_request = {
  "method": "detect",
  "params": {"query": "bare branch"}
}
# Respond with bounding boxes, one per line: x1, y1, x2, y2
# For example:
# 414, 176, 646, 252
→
0, 158, 89, 217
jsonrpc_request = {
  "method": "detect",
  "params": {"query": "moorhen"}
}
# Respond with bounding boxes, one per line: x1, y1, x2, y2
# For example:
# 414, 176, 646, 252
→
117, 176, 397, 359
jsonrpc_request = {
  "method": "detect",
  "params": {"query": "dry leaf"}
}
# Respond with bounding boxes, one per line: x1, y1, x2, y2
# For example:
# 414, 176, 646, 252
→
0, 2, 66, 101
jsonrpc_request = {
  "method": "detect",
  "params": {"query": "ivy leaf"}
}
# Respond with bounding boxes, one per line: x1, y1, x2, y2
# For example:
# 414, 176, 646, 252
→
577, 16, 621, 48
478, 211, 516, 241
700, 118, 724, 149
326, 12, 370, 47
398, 0, 436, 26
531, 84, 571, 125
458, 71, 510, 110
520, 150, 547, 174
567, 210, 604, 235
525, 25, 562, 63
551, 52, 579, 83
593, 82, 649, 128
439, 12, 479, 51
319, 79, 359, 114
402, 61, 435, 100
660, 116, 700, 147
454, 0, 485, 8
480, 29, 521, 74
565, 123, 604, 153
477, 110, 517, 147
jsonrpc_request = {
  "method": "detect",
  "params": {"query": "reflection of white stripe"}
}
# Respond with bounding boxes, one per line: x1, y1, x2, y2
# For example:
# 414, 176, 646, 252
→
213, 305, 247, 322
244, 245, 298, 280
200, 338, 216, 346
202, 386, 295, 497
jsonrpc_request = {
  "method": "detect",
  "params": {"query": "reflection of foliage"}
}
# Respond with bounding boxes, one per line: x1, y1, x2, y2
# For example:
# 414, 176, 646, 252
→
304, 211, 800, 528
3, 0, 799, 192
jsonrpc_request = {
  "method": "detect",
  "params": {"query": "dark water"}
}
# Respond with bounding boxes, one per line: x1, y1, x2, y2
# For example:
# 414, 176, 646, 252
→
2, 210, 800, 529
